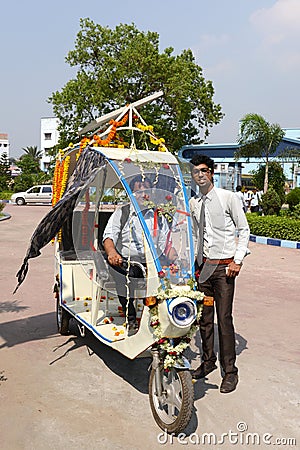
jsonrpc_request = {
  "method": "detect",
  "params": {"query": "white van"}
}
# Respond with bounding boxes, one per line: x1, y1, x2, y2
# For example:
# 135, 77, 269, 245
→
11, 185, 53, 205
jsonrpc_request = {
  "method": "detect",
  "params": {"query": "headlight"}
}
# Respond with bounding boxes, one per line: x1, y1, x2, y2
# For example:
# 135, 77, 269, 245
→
167, 297, 197, 328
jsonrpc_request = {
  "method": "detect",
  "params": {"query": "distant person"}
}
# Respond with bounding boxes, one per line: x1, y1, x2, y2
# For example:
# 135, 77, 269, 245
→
249, 188, 261, 213
235, 185, 247, 213
243, 187, 251, 211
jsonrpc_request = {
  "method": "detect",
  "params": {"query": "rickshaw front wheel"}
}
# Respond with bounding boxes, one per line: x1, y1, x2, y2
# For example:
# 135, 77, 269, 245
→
149, 367, 194, 434
56, 299, 71, 335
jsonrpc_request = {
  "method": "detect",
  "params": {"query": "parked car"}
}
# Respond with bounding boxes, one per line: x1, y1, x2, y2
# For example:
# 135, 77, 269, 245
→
11, 185, 53, 205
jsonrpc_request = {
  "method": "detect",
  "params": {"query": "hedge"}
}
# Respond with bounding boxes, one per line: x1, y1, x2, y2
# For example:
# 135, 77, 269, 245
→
246, 213, 300, 242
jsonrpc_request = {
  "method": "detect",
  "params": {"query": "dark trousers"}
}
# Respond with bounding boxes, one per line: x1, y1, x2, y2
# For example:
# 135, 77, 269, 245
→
108, 261, 145, 323
198, 263, 238, 374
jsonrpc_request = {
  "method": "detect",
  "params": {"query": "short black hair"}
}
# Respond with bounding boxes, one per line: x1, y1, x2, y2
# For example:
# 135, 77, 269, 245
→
236, 185, 242, 192
129, 174, 152, 191
190, 154, 215, 173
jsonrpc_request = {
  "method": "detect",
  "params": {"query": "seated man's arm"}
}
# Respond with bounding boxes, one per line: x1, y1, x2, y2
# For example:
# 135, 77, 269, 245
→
102, 208, 123, 266
103, 238, 123, 266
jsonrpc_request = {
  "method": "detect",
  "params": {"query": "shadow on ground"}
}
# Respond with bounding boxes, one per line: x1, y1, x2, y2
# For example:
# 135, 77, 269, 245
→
1, 312, 248, 436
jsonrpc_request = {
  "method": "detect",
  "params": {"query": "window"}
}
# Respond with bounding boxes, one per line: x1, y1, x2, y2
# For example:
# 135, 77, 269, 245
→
42, 186, 52, 193
44, 133, 52, 140
28, 187, 41, 194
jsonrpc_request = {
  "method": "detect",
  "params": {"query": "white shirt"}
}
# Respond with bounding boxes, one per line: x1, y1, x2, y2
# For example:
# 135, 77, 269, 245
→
250, 191, 260, 207
235, 191, 247, 212
102, 205, 169, 261
189, 187, 250, 263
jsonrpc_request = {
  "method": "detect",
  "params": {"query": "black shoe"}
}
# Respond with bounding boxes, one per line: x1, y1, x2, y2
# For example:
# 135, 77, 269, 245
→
192, 362, 217, 379
127, 320, 138, 336
220, 373, 238, 393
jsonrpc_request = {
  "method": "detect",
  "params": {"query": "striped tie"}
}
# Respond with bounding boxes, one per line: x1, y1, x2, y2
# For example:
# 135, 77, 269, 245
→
197, 195, 206, 265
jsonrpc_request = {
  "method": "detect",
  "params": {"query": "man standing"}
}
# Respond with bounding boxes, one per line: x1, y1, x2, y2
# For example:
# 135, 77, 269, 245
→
249, 187, 261, 213
235, 185, 248, 213
189, 154, 250, 393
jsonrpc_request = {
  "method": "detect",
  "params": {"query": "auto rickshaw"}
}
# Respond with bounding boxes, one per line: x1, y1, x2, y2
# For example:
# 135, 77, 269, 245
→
15, 92, 204, 434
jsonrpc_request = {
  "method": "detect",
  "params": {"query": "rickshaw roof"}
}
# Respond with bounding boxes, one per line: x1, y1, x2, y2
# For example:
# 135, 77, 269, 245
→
95, 146, 178, 164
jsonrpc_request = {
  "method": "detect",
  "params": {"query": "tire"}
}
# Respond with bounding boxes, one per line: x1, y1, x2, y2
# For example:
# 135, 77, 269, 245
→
149, 366, 194, 434
16, 197, 25, 206
56, 298, 71, 335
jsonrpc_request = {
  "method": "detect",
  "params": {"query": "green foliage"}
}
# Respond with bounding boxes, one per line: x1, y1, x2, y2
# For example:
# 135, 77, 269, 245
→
246, 214, 300, 242
277, 147, 300, 163
0, 152, 12, 190
0, 201, 5, 213
12, 171, 52, 193
12, 174, 36, 192
0, 191, 13, 200
288, 203, 300, 219
260, 188, 282, 215
237, 114, 285, 160
18, 154, 41, 174
286, 187, 300, 210
49, 19, 223, 152
235, 113, 285, 192
22, 145, 43, 161
251, 161, 286, 203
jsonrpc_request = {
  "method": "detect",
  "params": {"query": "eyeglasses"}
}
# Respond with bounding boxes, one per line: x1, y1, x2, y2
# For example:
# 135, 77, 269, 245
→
192, 168, 211, 175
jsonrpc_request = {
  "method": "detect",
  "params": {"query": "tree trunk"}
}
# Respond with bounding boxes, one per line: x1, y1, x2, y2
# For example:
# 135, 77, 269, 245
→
264, 158, 269, 193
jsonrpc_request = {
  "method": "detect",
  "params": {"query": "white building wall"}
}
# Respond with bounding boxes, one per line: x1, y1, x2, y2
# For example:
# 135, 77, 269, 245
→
40, 117, 59, 171
0, 133, 10, 158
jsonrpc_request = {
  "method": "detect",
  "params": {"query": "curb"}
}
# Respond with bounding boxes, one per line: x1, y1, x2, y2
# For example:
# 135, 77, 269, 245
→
0, 212, 11, 222
250, 234, 300, 249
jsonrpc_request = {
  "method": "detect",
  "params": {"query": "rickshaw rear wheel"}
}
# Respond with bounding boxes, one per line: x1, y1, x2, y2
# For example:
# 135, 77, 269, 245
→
149, 367, 194, 434
56, 298, 71, 335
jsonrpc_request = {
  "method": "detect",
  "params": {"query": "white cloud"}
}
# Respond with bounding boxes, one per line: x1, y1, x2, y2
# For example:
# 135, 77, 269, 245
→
250, 0, 300, 70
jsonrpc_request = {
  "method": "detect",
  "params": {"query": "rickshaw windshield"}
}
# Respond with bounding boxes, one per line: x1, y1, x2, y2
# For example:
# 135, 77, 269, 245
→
69, 155, 194, 298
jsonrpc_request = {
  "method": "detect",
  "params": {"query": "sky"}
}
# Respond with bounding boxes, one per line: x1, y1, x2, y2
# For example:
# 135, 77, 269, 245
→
1, 0, 300, 158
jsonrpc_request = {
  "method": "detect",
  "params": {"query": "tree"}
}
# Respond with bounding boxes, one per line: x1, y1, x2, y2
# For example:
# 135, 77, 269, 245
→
49, 19, 223, 152
251, 161, 286, 204
0, 152, 11, 191
286, 187, 300, 211
21, 146, 43, 164
236, 114, 285, 193
260, 188, 281, 215
18, 153, 41, 174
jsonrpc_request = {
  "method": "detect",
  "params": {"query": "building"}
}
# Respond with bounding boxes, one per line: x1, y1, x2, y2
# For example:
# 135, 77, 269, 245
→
0, 133, 10, 158
40, 117, 59, 172
178, 128, 300, 191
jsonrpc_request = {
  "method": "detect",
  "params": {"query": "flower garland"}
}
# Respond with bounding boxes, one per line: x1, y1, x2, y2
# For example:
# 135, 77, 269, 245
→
52, 152, 71, 243
77, 137, 90, 160
92, 113, 128, 147
52, 149, 65, 207
143, 198, 177, 224
136, 123, 167, 151
149, 284, 203, 370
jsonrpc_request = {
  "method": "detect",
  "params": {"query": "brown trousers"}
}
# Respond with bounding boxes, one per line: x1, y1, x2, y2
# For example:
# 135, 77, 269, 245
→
197, 263, 238, 375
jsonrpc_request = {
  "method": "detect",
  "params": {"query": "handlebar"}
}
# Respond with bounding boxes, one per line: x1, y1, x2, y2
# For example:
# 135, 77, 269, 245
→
121, 260, 147, 277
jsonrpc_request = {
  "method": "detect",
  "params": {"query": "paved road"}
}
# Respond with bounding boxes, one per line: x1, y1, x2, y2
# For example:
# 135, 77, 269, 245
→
1, 204, 299, 449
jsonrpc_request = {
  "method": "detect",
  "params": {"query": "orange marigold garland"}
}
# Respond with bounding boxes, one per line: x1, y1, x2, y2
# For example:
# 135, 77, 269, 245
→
93, 113, 128, 147
52, 152, 71, 243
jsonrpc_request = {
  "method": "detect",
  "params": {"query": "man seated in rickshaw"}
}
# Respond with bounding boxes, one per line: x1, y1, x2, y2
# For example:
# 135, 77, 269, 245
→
103, 174, 177, 332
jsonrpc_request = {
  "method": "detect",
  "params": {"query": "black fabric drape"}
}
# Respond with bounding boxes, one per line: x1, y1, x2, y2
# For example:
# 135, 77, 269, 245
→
14, 146, 106, 293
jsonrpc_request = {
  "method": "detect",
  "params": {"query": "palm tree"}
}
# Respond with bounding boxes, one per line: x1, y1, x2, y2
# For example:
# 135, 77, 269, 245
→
236, 114, 285, 193
22, 146, 43, 163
